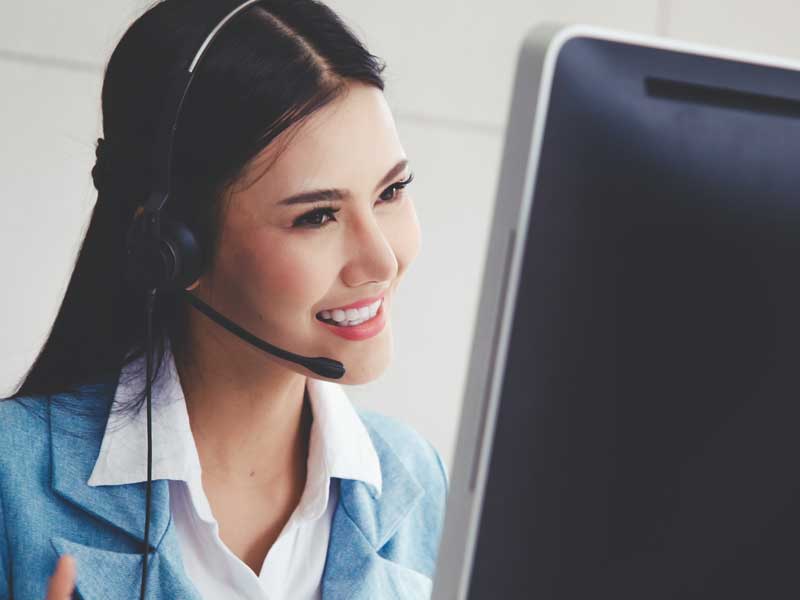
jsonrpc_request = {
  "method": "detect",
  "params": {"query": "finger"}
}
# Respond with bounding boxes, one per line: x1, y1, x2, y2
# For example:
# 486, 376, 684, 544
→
45, 555, 76, 600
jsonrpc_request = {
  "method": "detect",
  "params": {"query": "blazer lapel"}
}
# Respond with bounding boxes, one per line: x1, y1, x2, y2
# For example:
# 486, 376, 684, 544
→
48, 383, 200, 599
322, 425, 430, 600
49, 531, 201, 600
322, 508, 434, 600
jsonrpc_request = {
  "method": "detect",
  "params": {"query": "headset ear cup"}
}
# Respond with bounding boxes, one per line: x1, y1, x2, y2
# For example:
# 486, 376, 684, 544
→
159, 219, 204, 290
125, 216, 204, 291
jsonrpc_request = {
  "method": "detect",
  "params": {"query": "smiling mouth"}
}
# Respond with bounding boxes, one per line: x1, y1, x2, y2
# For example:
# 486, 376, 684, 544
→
316, 298, 383, 327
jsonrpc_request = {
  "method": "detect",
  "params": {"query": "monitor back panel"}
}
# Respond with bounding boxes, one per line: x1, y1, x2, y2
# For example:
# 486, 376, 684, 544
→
468, 35, 800, 599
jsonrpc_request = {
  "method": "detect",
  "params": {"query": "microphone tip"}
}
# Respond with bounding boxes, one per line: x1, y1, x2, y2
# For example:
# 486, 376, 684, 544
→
312, 358, 346, 379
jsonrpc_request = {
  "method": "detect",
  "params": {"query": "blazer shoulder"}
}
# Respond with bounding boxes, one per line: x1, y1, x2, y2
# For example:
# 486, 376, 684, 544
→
0, 395, 50, 449
356, 408, 449, 490
0, 384, 111, 475
352, 408, 449, 579
0, 395, 54, 505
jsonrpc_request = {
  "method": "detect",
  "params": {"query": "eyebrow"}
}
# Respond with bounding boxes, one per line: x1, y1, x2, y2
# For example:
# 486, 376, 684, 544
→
277, 158, 409, 206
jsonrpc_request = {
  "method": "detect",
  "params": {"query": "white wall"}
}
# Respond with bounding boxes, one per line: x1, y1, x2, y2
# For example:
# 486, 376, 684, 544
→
2, 0, 799, 471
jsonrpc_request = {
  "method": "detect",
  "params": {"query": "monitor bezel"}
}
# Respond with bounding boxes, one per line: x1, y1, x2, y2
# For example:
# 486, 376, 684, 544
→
431, 21, 800, 600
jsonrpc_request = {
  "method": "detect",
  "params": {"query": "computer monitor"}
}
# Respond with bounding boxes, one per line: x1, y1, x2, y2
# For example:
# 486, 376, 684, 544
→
433, 23, 800, 600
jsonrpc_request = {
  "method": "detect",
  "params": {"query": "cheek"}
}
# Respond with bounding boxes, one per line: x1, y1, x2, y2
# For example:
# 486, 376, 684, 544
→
222, 233, 333, 318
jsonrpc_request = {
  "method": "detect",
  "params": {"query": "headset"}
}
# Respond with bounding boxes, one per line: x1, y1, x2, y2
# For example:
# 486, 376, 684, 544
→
123, 1, 346, 597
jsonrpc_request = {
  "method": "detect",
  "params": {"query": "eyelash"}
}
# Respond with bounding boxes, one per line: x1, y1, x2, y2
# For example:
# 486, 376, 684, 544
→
292, 172, 415, 229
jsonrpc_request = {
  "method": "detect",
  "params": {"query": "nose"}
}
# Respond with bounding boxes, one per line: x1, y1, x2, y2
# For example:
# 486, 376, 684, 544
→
340, 214, 398, 287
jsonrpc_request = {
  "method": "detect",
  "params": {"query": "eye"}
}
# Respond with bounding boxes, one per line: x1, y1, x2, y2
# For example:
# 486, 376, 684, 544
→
292, 206, 340, 228
379, 172, 415, 203
291, 172, 415, 229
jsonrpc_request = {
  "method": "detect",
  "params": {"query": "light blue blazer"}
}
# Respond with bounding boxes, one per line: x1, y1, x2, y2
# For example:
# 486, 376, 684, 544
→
0, 380, 448, 599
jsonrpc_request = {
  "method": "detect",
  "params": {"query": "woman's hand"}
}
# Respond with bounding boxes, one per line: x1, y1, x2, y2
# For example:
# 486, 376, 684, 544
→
45, 555, 76, 600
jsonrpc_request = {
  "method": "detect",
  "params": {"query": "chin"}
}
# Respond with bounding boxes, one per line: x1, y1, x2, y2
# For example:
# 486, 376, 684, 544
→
335, 337, 394, 385
341, 354, 392, 385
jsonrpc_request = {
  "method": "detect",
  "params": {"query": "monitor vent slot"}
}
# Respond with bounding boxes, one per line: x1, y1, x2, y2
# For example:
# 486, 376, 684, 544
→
645, 76, 800, 119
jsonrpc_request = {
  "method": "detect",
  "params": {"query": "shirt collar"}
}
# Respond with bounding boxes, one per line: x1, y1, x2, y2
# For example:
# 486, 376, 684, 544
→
87, 345, 383, 521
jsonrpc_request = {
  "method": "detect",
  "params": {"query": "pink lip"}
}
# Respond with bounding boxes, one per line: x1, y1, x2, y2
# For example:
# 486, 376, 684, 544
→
317, 301, 387, 341
319, 293, 385, 313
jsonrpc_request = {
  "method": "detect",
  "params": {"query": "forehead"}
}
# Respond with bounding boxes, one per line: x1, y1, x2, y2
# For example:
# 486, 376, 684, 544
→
240, 82, 404, 200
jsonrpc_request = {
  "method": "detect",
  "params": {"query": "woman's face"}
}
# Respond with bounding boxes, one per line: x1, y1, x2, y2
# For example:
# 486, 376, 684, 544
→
192, 81, 420, 384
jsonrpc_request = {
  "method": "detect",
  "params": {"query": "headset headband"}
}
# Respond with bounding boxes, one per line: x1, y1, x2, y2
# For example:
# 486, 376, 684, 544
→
141, 0, 262, 235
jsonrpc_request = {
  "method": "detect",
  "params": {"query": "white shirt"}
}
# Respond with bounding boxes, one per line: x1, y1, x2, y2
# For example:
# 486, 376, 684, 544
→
87, 346, 383, 600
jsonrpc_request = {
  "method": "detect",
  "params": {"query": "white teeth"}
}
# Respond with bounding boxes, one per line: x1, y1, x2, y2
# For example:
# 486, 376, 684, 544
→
318, 298, 384, 326
368, 299, 381, 317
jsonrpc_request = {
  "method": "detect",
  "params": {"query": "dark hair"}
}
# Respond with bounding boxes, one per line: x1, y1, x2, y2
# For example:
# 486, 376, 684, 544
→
6, 0, 385, 415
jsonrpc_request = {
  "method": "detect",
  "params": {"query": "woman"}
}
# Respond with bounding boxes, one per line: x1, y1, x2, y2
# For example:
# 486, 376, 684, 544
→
0, 0, 448, 598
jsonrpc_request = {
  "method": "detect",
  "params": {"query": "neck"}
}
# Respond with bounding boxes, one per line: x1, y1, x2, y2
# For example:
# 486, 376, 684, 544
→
173, 317, 312, 489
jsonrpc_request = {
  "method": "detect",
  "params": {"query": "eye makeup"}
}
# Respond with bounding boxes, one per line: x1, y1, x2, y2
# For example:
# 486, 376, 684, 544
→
291, 171, 415, 229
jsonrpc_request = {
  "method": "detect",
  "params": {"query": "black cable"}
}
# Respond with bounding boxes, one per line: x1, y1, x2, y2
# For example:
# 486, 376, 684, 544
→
139, 288, 157, 600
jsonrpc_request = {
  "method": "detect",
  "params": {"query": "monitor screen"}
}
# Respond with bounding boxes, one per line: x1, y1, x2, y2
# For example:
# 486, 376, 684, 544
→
447, 30, 800, 599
